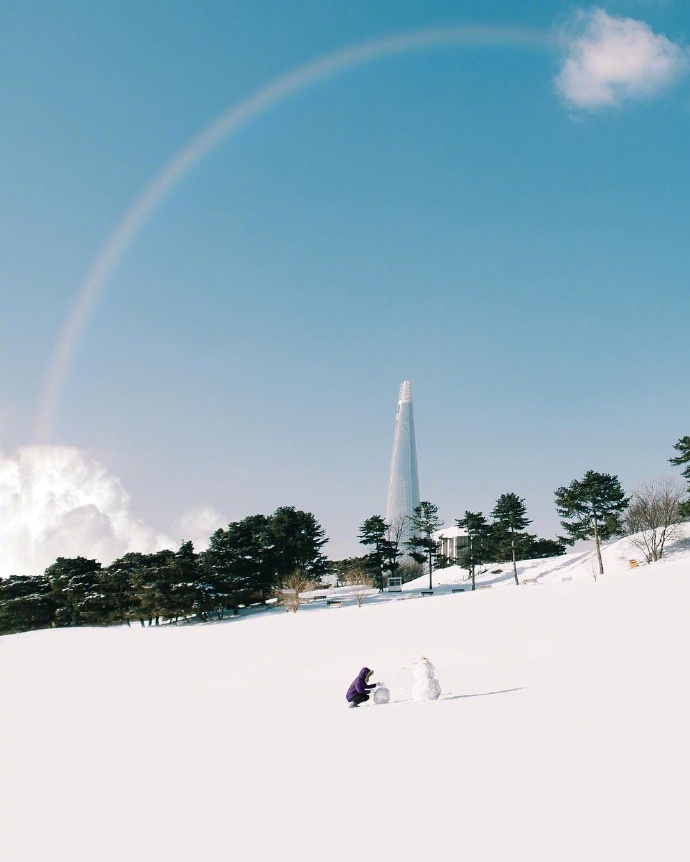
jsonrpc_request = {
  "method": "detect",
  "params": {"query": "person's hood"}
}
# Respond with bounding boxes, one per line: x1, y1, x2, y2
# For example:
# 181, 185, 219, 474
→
358, 667, 372, 681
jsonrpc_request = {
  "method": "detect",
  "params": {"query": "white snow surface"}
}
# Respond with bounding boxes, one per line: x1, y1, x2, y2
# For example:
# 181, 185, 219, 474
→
3, 529, 690, 861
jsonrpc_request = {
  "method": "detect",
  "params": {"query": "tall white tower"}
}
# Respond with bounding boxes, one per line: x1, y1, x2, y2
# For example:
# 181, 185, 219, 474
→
385, 381, 420, 548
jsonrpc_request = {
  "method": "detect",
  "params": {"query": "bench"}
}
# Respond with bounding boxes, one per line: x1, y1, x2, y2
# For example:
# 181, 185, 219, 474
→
326, 599, 343, 608
523, 578, 538, 585
310, 595, 328, 602
477, 584, 492, 590
561, 576, 573, 582
451, 588, 465, 593
420, 590, 433, 597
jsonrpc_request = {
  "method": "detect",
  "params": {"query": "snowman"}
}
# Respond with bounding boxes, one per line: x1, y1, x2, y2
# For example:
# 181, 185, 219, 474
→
411, 656, 441, 702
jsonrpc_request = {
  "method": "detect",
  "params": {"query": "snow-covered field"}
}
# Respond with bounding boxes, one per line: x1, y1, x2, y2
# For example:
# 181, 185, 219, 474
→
3, 530, 690, 861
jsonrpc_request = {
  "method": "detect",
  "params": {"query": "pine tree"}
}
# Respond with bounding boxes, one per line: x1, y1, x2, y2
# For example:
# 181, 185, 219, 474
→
329, 555, 368, 585
133, 550, 176, 626
358, 515, 400, 591
455, 511, 491, 591
669, 435, 690, 519
491, 493, 532, 585
45, 557, 104, 626
521, 536, 567, 559
201, 522, 263, 618
166, 541, 200, 623
406, 502, 443, 591
669, 435, 690, 480
0, 575, 55, 635
268, 506, 329, 584
110, 552, 169, 627
221, 513, 278, 603
102, 553, 141, 625
554, 470, 629, 578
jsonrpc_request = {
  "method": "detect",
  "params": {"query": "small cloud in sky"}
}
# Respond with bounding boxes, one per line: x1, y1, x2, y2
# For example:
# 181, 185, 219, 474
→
0, 443, 221, 577
555, 7, 688, 109
173, 505, 228, 551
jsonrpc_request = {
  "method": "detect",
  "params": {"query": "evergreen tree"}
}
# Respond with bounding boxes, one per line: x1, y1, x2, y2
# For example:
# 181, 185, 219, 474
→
103, 552, 158, 626
201, 522, 262, 618
434, 553, 454, 570
520, 536, 567, 559
491, 493, 532, 585
268, 506, 329, 584
406, 502, 443, 591
0, 575, 55, 635
240, 514, 279, 602
669, 435, 690, 480
329, 556, 369, 586
45, 557, 104, 626
102, 553, 141, 625
105, 549, 195, 627
554, 470, 630, 578
358, 515, 400, 591
669, 435, 690, 519
455, 511, 491, 591
132, 550, 177, 626
166, 541, 200, 623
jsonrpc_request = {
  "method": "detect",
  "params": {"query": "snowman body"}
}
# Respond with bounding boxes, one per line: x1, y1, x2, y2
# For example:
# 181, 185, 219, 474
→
411, 657, 441, 701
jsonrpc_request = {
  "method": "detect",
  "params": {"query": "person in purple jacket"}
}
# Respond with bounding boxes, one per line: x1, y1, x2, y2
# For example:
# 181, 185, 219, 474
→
346, 666, 377, 707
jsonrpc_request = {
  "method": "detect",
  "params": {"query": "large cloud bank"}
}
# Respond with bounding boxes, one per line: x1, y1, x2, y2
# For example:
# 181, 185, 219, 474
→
0, 445, 225, 578
555, 7, 688, 109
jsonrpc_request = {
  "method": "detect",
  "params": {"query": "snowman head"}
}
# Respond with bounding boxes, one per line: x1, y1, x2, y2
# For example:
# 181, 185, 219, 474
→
412, 657, 435, 681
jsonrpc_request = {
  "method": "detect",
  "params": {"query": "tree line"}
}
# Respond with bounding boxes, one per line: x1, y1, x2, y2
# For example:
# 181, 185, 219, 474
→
0, 506, 327, 636
2, 434, 690, 635
358, 432, 690, 592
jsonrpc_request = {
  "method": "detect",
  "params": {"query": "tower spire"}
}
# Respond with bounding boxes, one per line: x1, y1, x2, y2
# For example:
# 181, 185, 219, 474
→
385, 381, 420, 548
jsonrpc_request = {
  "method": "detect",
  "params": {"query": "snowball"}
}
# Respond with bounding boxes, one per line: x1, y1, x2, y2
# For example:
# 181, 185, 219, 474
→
412, 658, 435, 681
373, 686, 390, 705
412, 678, 441, 702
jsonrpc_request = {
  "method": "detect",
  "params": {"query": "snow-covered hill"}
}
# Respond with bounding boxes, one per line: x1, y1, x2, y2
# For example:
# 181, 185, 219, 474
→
406, 521, 690, 589
3, 530, 690, 861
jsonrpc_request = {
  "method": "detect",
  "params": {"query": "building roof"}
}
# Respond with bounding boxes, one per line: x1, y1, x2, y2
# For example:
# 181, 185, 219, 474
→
433, 525, 468, 539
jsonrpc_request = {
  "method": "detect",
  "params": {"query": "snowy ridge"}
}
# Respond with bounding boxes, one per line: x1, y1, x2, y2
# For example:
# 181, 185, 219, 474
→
3, 529, 690, 861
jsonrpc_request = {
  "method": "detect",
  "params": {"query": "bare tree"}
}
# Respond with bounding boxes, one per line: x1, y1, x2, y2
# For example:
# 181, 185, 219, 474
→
384, 512, 425, 584
341, 567, 375, 607
274, 570, 316, 613
386, 514, 407, 556
624, 475, 686, 563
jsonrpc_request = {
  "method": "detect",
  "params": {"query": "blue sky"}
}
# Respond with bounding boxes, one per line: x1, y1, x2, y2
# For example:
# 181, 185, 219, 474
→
2, 1, 690, 563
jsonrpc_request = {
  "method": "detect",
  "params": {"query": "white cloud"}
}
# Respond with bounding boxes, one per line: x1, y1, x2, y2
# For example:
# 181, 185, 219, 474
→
555, 7, 688, 109
172, 505, 228, 551
0, 444, 179, 577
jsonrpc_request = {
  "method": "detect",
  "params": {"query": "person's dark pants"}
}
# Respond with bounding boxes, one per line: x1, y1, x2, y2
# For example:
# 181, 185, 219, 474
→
350, 692, 370, 706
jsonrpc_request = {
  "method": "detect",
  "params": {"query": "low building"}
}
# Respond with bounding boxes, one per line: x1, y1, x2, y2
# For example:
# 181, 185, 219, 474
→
434, 525, 469, 563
